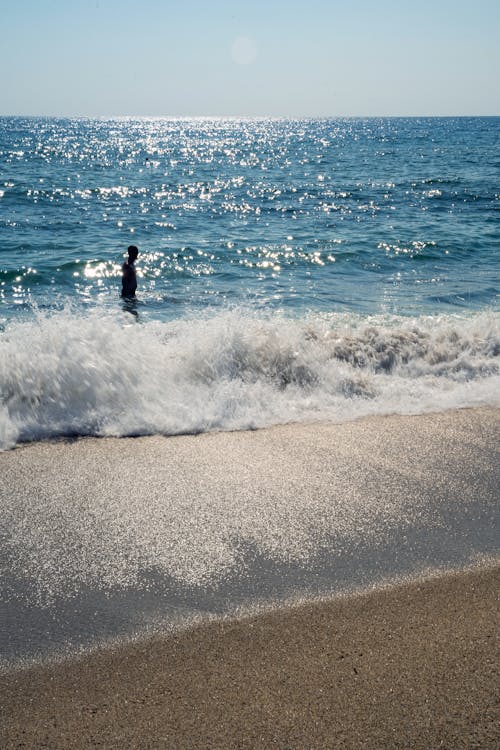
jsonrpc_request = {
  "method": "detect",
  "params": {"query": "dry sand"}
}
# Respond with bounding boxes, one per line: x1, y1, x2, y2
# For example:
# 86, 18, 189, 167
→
1, 565, 498, 750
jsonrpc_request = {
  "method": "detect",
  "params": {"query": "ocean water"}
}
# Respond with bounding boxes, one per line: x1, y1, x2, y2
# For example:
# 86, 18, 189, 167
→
1, 116, 499, 448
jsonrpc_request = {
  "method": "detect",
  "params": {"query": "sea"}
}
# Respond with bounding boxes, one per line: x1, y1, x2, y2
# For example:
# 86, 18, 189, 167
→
0, 116, 499, 449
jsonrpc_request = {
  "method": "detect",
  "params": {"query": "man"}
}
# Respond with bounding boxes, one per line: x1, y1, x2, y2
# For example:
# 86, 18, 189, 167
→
121, 245, 139, 298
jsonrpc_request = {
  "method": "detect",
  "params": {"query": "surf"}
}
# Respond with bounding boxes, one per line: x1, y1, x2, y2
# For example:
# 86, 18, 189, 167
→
0, 306, 498, 450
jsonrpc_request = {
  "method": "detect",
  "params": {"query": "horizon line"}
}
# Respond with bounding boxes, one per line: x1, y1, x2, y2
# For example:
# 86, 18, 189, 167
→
1, 113, 499, 120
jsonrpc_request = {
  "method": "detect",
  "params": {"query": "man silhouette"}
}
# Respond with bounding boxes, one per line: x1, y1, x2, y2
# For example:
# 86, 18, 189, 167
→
121, 245, 139, 298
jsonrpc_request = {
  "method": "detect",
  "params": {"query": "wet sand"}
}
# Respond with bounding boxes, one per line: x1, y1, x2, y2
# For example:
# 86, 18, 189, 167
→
1, 565, 498, 749
1, 407, 499, 747
1, 407, 499, 667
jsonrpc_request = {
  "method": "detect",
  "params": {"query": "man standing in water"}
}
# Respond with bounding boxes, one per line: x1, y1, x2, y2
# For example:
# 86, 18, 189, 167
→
121, 245, 139, 298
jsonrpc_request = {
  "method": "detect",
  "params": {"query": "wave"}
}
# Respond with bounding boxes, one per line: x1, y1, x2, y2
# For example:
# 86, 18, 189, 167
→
0, 307, 498, 449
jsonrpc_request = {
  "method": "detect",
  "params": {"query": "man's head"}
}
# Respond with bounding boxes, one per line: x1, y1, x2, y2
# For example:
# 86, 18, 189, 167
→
127, 245, 139, 262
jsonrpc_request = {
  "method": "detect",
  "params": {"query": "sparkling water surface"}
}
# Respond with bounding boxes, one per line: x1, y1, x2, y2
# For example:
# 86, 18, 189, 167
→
1, 116, 498, 321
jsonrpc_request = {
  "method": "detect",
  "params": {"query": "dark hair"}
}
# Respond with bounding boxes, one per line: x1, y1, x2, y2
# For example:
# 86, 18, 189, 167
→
127, 245, 139, 260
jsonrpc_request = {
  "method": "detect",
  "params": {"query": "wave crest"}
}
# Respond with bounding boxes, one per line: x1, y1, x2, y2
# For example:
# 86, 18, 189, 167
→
0, 308, 498, 449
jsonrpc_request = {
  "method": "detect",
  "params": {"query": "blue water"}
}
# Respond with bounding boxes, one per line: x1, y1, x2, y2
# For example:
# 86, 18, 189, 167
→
0, 117, 499, 447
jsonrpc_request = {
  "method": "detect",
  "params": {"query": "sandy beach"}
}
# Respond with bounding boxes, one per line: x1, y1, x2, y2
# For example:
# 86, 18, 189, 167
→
1, 565, 498, 749
1, 407, 499, 747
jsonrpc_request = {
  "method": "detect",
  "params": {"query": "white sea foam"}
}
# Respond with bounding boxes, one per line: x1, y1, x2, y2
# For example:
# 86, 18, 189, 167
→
0, 307, 498, 450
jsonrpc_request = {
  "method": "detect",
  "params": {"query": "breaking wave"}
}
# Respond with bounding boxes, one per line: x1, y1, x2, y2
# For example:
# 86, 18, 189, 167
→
0, 307, 498, 449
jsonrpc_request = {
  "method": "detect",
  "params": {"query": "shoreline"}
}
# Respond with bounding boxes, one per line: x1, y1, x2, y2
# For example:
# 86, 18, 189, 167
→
2, 564, 498, 749
3, 553, 497, 677
4, 401, 499, 454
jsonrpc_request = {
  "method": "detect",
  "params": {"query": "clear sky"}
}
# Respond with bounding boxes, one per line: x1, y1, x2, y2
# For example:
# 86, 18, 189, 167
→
1, 0, 499, 117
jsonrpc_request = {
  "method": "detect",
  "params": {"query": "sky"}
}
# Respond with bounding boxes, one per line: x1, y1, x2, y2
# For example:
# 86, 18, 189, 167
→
1, 0, 499, 117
